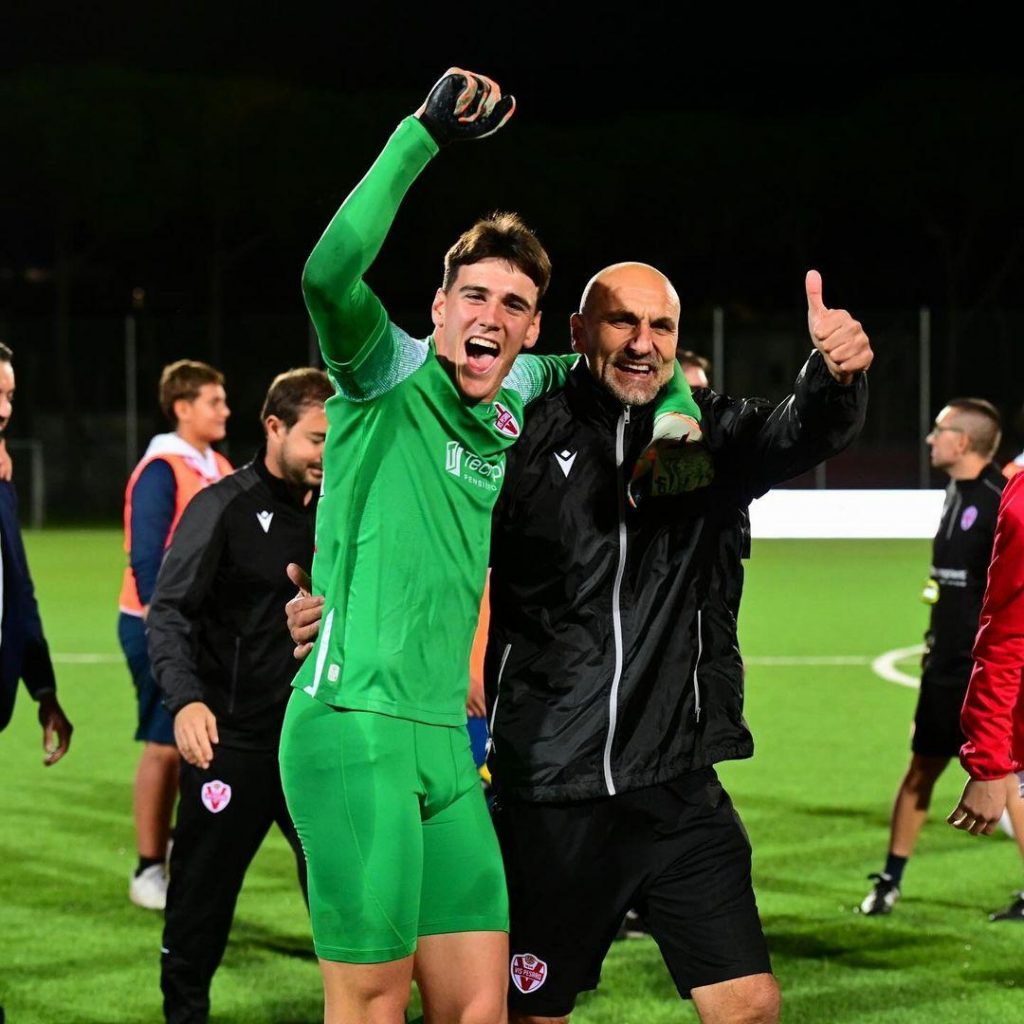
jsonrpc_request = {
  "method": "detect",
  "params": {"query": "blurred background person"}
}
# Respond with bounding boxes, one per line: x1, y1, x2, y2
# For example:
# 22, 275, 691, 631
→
678, 349, 712, 390
118, 360, 231, 910
0, 341, 73, 764
860, 398, 1024, 917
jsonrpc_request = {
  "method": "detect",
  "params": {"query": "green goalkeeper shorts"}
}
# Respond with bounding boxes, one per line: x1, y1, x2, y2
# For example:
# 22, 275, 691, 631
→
279, 688, 508, 963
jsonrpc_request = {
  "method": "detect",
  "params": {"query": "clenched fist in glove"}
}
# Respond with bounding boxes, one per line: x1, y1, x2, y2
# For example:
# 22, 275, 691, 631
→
415, 68, 516, 145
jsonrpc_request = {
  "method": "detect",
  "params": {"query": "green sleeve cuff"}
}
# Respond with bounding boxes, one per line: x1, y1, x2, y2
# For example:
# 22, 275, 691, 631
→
654, 361, 701, 422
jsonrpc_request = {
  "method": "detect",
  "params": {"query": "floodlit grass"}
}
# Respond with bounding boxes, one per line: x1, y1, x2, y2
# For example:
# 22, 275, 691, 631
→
2, 532, 1022, 1023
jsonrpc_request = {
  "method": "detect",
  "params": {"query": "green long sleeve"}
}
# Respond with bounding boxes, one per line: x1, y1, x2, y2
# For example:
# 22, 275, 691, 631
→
658, 361, 701, 423
301, 117, 439, 369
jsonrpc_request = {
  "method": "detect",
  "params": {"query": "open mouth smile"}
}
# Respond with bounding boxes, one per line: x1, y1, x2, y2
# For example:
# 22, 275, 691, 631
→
614, 361, 656, 376
465, 336, 501, 375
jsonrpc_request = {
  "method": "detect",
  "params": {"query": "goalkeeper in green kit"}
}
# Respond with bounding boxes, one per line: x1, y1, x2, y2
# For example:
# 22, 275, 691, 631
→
278, 68, 702, 1023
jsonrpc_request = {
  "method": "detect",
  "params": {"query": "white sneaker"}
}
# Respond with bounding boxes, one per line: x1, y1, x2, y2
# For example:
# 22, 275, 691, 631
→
129, 863, 168, 910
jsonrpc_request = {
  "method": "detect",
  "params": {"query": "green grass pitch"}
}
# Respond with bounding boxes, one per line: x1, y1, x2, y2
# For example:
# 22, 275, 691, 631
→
2, 531, 1022, 1023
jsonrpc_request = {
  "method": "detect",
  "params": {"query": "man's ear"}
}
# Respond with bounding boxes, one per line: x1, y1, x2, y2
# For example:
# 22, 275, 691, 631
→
431, 288, 447, 330
173, 397, 193, 425
569, 312, 586, 355
265, 414, 286, 444
521, 310, 542, 351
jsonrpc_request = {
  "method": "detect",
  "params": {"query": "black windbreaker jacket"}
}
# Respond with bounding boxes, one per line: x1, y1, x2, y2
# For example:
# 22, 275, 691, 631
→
924, 462, 1005, 683
485, 351, 867, 802
147, 453, 316, 750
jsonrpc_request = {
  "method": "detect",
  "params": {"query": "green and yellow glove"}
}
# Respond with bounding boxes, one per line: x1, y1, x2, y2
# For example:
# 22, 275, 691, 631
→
629, 364, 713, 506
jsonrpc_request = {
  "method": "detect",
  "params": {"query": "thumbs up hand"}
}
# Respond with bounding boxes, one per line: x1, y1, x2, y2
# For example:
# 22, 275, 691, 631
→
805, 270, 873, 384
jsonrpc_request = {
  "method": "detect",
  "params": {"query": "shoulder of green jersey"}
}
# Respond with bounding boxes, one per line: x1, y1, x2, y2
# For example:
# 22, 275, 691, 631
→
329, 322, 430, 403
504, 353, 579, 406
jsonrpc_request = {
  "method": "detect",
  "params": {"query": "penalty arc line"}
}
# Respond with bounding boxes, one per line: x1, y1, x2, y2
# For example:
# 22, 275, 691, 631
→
868, 644, 925, 690
743, 646, 925, 690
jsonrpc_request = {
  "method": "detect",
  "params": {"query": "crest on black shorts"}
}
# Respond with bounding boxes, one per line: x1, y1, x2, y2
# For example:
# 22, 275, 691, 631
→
510, 952, 547, 993
200, 780, 232, 814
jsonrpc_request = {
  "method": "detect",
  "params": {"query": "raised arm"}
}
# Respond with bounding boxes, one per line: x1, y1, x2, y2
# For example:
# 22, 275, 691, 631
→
709, 271, 871, 500
301, 118, 437, 369
302, 69, 515, 374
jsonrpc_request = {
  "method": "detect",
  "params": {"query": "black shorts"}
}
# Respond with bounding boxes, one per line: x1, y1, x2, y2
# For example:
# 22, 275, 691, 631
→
492, 769, 772, 1018
911, 672, 968, 758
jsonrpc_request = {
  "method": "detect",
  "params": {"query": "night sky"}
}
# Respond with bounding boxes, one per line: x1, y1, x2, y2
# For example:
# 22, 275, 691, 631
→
4, 6, 1019, 311
1, 6, 1021, 512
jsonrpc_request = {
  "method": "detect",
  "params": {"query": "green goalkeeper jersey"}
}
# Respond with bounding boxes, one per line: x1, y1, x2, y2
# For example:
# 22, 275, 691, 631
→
293, 116, 698, 725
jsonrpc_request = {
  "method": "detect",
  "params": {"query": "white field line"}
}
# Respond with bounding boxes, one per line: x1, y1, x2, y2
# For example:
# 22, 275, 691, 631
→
745, 655, 870, 666
58, 646, 927, 687
869, 644, 926, 690
745, 646, 924, 690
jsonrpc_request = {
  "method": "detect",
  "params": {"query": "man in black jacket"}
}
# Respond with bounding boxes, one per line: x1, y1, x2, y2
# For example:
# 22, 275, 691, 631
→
487, 263, 870, 1024
148, 367, 332, 1024
859, 399, 1018, 918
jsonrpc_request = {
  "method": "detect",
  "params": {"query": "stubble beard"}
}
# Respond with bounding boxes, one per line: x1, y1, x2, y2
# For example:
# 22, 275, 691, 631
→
600, 361, 671, 407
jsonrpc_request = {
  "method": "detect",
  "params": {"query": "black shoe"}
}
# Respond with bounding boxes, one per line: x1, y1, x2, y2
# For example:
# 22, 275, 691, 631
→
859, 872, 901, 915
990, 892, 1024, 921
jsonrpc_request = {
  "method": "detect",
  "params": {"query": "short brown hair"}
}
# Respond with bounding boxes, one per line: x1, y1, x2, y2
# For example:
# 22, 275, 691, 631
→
442, 211, 551, 302
159, 360, 225, 425
0, 342, 12, 363
260, 368, 334, 428
947, 398, 1003, 458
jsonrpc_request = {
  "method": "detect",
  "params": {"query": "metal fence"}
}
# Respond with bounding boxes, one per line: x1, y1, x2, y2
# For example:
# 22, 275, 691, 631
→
3, 304, 1022, 523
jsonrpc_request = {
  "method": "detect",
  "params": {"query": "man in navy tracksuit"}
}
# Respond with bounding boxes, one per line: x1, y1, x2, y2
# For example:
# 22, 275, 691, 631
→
0, 340, 73, 765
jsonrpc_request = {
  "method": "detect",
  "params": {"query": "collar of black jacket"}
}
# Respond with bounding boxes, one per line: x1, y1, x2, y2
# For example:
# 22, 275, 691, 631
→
565, 356, 659, 431
248, 446, 318, 510
954, 461, 1006, 494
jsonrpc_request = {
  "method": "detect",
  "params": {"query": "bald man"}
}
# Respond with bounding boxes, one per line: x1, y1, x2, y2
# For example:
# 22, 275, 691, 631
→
486, 262, 871, 1024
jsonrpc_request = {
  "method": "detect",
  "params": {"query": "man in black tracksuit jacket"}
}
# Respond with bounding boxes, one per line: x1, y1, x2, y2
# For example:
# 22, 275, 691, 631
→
148, 368, 333, 1024
859, 398, 1013, 918
486, 264, 871, 1023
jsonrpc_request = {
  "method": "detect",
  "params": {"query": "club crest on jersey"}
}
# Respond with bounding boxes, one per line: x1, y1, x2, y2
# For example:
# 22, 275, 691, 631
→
494, 402, 520, 438
201, 780, 232, 814
510, 953, 548, 994
960, 505, 978, 531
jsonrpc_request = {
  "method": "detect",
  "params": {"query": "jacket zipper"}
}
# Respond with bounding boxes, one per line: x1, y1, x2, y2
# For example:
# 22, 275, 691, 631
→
603, 405, 630, 796
692, 610, 703, 722
486, 643, 512, 757
228, 637, 241, 714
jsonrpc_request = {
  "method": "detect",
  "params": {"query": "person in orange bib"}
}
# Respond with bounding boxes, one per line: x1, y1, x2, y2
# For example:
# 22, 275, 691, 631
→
118, 360, 231, 910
